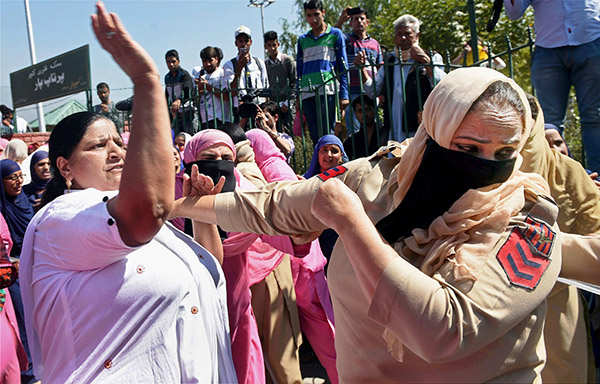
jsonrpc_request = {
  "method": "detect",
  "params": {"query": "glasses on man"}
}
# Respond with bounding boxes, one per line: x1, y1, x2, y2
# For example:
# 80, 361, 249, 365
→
4, 174, 24, 183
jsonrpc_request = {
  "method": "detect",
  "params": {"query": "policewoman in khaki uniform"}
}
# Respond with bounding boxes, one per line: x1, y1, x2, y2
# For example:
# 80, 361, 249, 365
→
173, 68, 600, 382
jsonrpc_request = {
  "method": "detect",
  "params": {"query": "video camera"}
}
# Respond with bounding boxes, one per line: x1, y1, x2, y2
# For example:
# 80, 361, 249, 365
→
238, 88, 272, 119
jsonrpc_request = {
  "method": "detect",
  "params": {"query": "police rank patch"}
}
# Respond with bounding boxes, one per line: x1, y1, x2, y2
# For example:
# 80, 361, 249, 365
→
317, 165, 348, 181
497, 217, 555, 290
521, 216, 556, 257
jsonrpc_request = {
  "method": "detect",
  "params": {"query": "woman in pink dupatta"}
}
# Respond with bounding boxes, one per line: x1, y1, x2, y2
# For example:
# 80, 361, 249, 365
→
184, 129, 289, 384
246, 128, 338, 383
0, 213, 28, 383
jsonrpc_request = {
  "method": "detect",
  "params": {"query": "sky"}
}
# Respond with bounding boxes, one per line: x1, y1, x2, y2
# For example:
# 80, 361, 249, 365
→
0, 0, 300, 122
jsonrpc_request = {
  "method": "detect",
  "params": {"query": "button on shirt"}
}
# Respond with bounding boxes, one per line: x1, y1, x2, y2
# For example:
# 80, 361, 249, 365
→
19, 189, 237, 384
504, 0, 600, 48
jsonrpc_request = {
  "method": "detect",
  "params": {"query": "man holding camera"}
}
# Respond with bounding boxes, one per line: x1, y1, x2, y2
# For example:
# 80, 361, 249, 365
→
224, 25, 269, 123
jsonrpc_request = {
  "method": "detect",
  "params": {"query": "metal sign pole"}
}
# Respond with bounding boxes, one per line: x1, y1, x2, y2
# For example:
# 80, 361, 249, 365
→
24, 0, 46, 132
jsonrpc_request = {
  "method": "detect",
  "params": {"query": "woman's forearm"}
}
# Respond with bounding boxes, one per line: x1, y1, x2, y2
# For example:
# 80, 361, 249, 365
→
112, 76, 174, 245
92, 2, 174, 246
272, 133, 292, 157
193, 221, 223, 265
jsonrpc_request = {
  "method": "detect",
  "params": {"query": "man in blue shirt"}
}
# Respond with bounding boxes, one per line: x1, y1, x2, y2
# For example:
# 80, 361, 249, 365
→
505, 0, 600, 170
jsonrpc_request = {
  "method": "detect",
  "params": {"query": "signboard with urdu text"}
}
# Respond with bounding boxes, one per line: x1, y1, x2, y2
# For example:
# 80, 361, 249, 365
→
10, 45, 91, 108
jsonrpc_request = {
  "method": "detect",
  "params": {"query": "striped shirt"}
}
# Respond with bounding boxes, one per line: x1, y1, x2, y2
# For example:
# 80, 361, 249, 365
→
297, 25, 349, 100
345, 33, 383, 99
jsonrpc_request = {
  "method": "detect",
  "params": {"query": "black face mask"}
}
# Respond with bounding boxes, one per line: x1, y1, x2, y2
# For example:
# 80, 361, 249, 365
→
375, 138, 517, 244
184, 159, 237, 193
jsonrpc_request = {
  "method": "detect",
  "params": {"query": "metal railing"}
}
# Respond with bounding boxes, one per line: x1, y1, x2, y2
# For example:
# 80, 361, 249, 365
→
126, 28, 535, 175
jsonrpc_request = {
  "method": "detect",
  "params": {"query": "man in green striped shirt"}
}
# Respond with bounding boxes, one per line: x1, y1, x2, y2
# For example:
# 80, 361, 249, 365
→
297, 0, 349, 144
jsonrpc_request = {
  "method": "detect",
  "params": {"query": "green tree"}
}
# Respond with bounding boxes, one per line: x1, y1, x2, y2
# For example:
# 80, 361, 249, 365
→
279, 1, 534, 89
280, 1, 584, 169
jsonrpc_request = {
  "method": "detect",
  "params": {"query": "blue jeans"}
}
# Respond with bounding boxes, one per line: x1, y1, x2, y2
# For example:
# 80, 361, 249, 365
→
302, 95, 337, 144
532, 37, 600, 171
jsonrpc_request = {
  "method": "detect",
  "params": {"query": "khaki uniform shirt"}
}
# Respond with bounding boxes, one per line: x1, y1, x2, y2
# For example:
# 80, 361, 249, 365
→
520, 113, 600, 383
215, 152, 562, 383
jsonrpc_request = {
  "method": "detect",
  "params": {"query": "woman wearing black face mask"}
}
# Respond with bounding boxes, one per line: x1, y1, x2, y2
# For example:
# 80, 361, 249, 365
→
172, 67, 600, 382
182, 128, 274, 384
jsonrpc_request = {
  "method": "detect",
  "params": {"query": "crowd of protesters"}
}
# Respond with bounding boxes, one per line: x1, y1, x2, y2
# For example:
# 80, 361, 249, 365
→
2, 0, 600, 383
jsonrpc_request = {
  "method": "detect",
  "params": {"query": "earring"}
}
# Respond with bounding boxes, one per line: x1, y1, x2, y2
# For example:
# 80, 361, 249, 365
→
65, 178, 72, 191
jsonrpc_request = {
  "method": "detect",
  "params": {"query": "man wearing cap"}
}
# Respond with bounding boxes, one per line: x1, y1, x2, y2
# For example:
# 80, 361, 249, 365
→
223, 26, 269, 122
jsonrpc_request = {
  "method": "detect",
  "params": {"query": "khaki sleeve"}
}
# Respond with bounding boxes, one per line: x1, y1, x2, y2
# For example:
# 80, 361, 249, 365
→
560, 232, 600, 286
235, 139, 255, 164
520, 117, 600, 234
367, 226, 561, 363
234, 140, 268, 188
237, 162, 268, 189
215, 158, 372, 237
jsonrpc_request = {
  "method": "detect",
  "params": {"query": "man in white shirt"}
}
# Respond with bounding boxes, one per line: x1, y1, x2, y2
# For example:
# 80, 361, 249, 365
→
223, 26, 269, 123
362, 15, 445, 142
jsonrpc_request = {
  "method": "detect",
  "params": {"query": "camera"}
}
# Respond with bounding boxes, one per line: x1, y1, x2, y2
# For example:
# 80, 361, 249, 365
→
238, 88, 271, 119
347, 6, 365, 16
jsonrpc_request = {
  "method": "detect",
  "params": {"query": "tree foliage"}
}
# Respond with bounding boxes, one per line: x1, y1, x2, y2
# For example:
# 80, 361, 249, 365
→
279, 1, 584, 168
279, 0, 534, 89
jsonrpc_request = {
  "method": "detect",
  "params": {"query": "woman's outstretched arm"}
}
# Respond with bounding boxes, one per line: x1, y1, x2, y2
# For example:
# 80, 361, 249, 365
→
92, 2, 174, 246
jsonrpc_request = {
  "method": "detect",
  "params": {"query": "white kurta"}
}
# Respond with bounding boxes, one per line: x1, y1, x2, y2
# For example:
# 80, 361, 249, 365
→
19, 188, 237, 384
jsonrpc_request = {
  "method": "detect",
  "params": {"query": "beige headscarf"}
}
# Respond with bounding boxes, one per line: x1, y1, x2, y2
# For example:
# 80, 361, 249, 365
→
389, 67, 550, 284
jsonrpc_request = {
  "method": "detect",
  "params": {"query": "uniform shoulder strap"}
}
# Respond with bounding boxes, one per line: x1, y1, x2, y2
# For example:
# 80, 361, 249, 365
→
525, 192, 559, 227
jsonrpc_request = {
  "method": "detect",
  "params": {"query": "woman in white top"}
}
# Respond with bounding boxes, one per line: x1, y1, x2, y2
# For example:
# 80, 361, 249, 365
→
18, 3, 237, 383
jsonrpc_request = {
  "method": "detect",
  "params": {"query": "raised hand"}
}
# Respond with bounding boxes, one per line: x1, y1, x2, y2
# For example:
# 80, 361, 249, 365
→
182, 164, 225, 198
353, 50, 366, 67
91, 1, 158, 82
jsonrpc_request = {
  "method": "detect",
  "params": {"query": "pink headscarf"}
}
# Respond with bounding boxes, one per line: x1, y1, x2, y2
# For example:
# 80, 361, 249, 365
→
0, 139, 9, 158
246, 128, 326, 274
184, 129, 236, 164
246, 129, 297, 182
